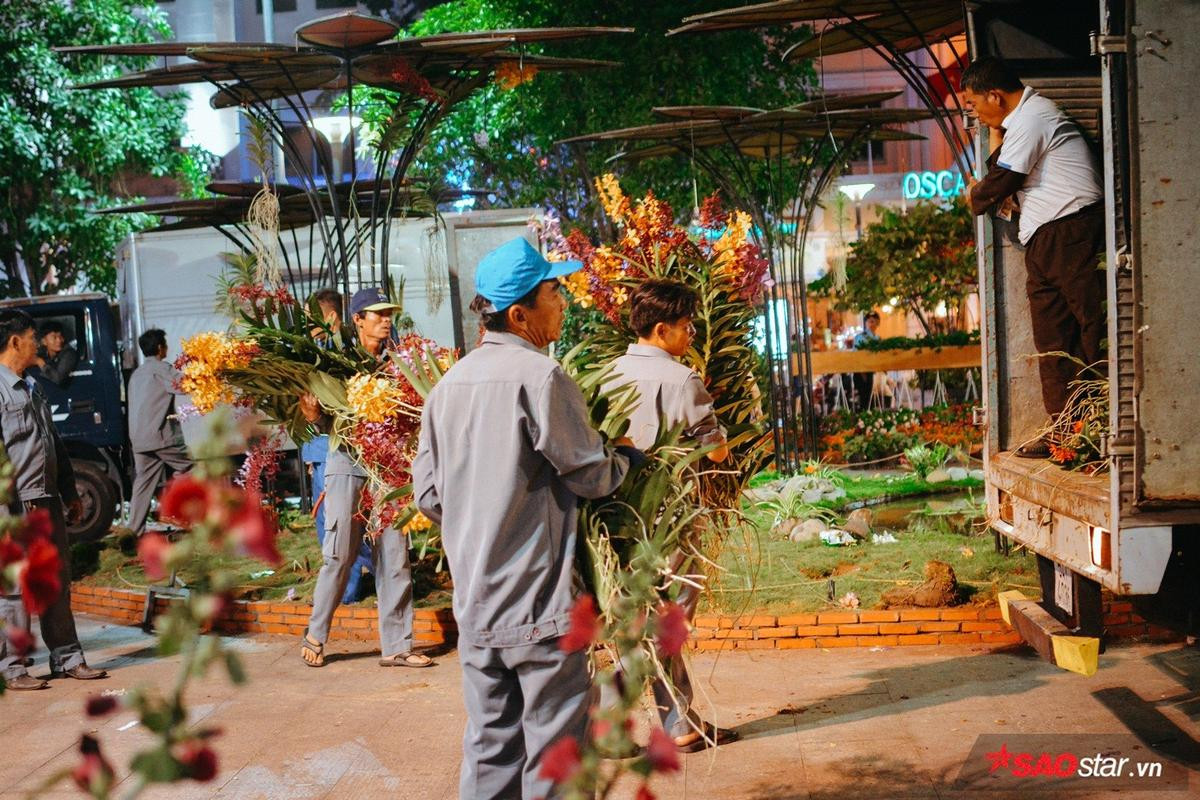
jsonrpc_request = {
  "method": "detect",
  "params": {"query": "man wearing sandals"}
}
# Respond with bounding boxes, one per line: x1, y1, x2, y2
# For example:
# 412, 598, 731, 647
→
297, 288, 432, 670
600, 279, 739, 753
412, 238, 635, 799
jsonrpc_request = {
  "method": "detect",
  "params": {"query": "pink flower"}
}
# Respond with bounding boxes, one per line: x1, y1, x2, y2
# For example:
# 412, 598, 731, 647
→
138, 532, 172, 581
538, 736, 582, 784
19, 536, 62, 615
5, 626, 34, 657
646, 728, 680, 773
559, 594, 599, 653
655, 601, 689, 658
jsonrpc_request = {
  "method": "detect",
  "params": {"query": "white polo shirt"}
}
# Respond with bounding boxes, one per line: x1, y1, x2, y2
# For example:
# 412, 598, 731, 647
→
996, 86, 1103, 244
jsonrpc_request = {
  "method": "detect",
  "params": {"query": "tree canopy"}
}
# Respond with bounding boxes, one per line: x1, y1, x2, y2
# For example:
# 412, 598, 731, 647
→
396, 0, 816, 233
810, 199, 977, 333
0, 0, 204, 297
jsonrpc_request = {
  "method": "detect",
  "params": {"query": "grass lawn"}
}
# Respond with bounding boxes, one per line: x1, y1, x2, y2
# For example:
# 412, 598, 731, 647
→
701, 491, 1038, 615
71, 510, 453, 609
71, 470, 1032, 618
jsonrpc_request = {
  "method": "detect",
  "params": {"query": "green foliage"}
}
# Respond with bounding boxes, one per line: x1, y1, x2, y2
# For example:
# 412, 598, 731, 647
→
903, 441, 950, 481
397, 1, 816, 230
0, 1, 202, 297
810, 199, 976, 333
856, 329, 981, 351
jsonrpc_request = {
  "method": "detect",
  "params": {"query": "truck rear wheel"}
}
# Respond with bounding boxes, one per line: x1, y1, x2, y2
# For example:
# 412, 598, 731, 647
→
68, 461, 117, 543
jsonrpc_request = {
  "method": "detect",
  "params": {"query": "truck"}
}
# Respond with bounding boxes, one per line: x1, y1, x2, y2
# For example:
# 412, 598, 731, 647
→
970, 0, 1200, 662
2, 208, 538, 543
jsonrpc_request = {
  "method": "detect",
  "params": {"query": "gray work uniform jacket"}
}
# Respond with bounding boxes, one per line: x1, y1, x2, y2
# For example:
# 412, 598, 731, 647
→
412, 331, 630, 648
127, 357, 187, 452
601, 344, 724, 451
0, 363, 78, 507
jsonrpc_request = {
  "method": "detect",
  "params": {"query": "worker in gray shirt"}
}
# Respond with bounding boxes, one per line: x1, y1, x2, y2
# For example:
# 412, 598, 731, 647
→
125, 328, 193, 534
0, 309, 107, 690
297, 288, 430, 670
412, 237, 635, 800
600, 279, 738, 753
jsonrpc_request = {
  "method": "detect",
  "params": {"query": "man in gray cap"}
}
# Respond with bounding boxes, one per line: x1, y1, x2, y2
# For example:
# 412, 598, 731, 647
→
413, 237, 636, 800
298, 287, 431, 670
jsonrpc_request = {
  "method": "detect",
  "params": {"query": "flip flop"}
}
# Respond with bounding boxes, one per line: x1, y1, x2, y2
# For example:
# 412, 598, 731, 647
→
379, 651, 434, 668
300, 634, 325, 668
676, 723, 740, 753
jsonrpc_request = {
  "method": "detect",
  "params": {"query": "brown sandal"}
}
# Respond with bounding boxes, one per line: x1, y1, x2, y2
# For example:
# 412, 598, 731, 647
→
379, 651, 434, 668
300, 634, 325, 667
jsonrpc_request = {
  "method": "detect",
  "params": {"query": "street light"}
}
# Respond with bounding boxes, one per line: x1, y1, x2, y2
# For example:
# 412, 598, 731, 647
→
308, 115, 362, 184
838, 182, 875, 239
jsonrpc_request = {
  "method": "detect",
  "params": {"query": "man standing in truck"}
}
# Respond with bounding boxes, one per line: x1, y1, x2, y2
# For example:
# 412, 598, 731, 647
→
126, 329, 193, 535
0, 309, 107, 689
961, 56, 1105, 458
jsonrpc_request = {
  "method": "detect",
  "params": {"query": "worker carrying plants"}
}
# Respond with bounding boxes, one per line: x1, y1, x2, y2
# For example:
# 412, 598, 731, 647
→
412, 238, 635, 799
960, 56, 1105, 458
599, 278, 740, 753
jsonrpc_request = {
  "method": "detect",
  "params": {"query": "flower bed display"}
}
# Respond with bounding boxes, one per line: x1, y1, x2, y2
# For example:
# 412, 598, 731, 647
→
820, 404, 981, 464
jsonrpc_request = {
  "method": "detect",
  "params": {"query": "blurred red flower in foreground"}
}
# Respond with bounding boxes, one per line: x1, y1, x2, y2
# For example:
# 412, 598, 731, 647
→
636, 783, 657, 800
227, 494, 281, 565
655, 601, 689, 658
158, 475, 210, 527
646, 728, 680, 773
178, 742, 219, 782
86, 695, 119, 717
72, 735, 115, 798
22, 507, 53, 541
539, 736, 582, 784
138, 532, 172, 581
19, 536, 61, 615
5, 626, 34, 657
559, 594, 599, 653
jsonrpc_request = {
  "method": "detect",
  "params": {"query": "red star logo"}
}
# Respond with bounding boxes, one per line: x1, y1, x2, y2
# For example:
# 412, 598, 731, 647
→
986, 743, 1012, 772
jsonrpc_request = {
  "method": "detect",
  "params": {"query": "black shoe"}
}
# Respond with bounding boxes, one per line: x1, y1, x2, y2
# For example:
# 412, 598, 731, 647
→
5, 674, 49, 690
51, 664, 108, 681
1015, 438, 1052, 459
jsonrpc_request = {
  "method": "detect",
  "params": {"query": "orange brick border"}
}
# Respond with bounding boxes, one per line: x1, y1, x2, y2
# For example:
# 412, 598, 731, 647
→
71, 585, 1178, 651
70, 584, 457, 646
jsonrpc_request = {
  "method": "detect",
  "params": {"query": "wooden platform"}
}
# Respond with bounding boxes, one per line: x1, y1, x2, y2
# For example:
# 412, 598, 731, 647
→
803, 344, 981, 374
987, 450, 1110, 529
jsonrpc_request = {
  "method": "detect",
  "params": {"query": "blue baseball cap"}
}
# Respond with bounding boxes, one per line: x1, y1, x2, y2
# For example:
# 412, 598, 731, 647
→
475, 238, 582, 312
349, 287, 401, 317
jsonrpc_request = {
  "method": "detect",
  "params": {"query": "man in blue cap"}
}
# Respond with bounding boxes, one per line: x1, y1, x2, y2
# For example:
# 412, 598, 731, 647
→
297, 287, 432, 670
413, 237, 637, 799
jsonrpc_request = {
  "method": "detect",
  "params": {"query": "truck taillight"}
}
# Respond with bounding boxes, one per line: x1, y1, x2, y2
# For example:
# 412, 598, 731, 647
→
997, 490, 1013, 525
1090, 526, 1111, 570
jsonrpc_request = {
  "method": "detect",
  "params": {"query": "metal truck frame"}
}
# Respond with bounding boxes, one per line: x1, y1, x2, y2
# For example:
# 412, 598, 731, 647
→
970, 0, 1200, 646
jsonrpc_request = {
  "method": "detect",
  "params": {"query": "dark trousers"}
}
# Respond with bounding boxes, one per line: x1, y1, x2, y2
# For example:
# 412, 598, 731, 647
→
127, 444, 193, 534
1024, 203, 1106, 417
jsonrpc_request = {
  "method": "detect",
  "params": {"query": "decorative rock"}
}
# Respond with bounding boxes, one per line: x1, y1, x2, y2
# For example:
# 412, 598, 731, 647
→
801, 488, 825, 504
799, 518, 825, 539
926, 468, 952, 484
788, 524, 821, 543
842, 508, 873, 539
969, 468, 985, 480
947, 466, 969, 481
822, 487, 847, 501
776, 518, 800, 539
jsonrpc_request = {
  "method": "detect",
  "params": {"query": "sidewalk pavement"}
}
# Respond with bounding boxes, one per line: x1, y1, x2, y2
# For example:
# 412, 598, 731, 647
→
2, 615, 1198, 799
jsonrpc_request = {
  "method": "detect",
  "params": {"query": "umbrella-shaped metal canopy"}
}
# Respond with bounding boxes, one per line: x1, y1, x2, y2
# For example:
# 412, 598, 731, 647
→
666, 0, 971, 178
64, 13, 633, 298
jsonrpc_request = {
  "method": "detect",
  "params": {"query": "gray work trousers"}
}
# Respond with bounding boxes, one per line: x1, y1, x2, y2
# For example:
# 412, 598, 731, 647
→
127, 445, 192, 534
306, 473, 413, 655
0, 498, 86, 679
458, 636, 593, 800
598, 552, 702, 738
